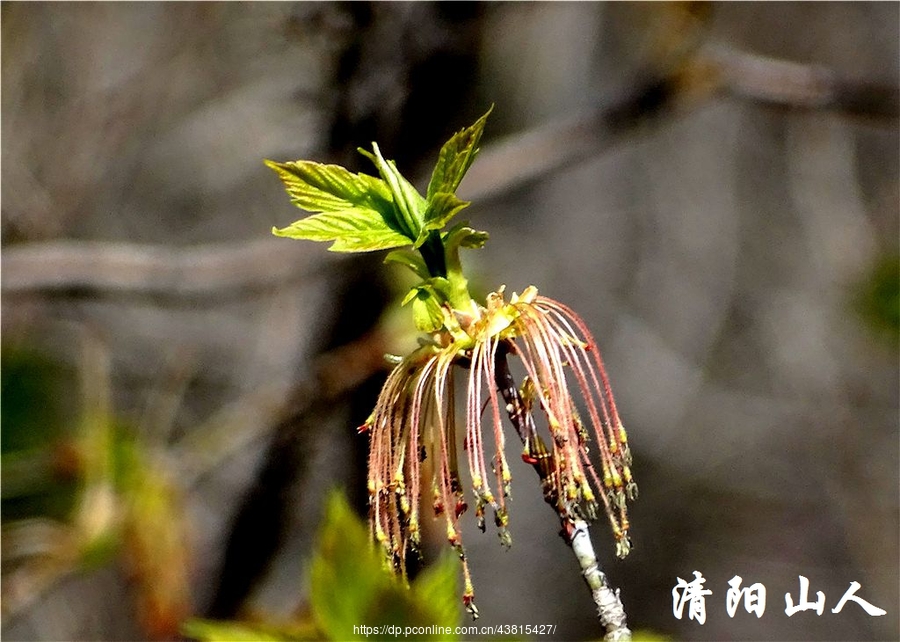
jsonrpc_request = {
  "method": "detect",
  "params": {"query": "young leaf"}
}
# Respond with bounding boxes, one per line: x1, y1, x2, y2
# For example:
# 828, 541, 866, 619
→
416, 192, 471, 247
384, 249, 431, 281
401, 278, 452, 332
266, 159, 415, 251
400, 278, 452, 305
264, 160, 392, 215
411, 292, 444, 333
359, 144, 427, 240
443, 224, 490, 251
273, 210, 413, 253
426, 106, 493, 202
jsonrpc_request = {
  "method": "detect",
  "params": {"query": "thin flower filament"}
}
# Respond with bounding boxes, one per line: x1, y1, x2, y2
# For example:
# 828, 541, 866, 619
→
365, 286, 634, 616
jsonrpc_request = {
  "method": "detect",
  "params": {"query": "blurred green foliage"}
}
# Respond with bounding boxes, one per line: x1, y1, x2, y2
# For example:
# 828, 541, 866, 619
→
629, 630, 673, 642
182, 620, 293, 642
2, 340, 191, 638
184, 490, 461, 641
1, 347, 78, 521
310, 490, 460, 641
855, 253, 900, 346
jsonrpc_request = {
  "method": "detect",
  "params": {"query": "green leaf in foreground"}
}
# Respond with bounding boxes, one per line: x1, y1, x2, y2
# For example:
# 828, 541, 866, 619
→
410, 552, 462, 632
310, 490, 459, 641
182, 619, 290, 642
267, 159, 413, 252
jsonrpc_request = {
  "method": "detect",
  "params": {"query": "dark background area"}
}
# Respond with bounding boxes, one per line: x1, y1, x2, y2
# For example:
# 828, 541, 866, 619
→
3, 3, 898, 641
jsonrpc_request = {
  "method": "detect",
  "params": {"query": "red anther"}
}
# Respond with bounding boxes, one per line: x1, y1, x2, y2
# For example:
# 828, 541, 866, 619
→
455, 500, 468, 518
433, 500, 445, 516
584, 342, 593, 352
521, 452, 539, 465
357, 423, 370, 434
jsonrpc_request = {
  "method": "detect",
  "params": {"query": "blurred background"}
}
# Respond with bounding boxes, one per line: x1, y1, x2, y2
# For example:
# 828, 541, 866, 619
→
2, 3, 898, 641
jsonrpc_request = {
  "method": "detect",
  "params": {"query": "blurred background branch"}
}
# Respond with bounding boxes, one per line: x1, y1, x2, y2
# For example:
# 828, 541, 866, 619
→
5, 44, 897, 299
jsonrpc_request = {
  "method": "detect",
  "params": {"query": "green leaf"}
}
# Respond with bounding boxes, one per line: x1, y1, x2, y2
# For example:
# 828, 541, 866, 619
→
443, 224, 490, 251
384, 249, 431, 281
273, 209, 413, 253
417, 192, 471, 247
266, 159, 415, 251
410, 554, 461, 632
265, 159, 393, 215
359, 144, 426, 240
181, 619, 289, 642
310, 491, 391, 641
411, 293, 444, 333
400, 278, 451, 332
308, 490, 461, 640
426, 106, 493, 202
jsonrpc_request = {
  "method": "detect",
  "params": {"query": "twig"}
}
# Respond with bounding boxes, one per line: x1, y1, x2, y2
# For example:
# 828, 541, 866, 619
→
706, 45, 900, 118
493, 341, 631, 642
1, 238, 337, 298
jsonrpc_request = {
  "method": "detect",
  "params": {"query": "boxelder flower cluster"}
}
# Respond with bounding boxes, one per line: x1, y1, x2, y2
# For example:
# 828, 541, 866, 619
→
267, 108, 635, 620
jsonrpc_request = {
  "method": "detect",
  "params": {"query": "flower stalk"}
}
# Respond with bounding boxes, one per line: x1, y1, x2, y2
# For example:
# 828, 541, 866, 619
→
267, 108, 636, 638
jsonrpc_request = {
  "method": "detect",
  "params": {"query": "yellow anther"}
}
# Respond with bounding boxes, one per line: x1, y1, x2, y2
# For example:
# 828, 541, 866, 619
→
510, 285, 538, 304
611, 469, 623, 487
